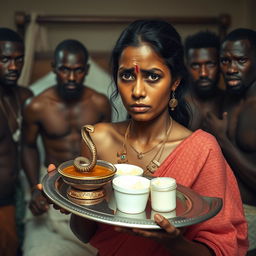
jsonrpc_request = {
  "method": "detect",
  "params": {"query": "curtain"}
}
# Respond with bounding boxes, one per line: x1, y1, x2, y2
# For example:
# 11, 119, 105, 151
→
18, 13, 49, 86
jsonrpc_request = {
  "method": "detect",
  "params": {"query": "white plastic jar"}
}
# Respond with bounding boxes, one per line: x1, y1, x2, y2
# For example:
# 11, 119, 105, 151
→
150, 177, 177, 212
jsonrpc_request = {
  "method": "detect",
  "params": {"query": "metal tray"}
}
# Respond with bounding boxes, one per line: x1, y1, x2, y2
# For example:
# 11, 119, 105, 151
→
42, 171, 222, 229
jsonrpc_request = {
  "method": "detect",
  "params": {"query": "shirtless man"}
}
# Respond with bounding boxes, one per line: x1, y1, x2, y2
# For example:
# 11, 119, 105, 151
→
205, 28, 256, 255
184, 31, 224, 131
22, 39, 111, 256
0, 27, 33, 256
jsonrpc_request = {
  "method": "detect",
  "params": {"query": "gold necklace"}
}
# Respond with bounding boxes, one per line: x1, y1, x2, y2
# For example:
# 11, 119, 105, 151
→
117, 118, 173, 173
0, 89, 22, 143
145, 118, 173, 174
116, 122, 130, 163
127, 124, 165, 159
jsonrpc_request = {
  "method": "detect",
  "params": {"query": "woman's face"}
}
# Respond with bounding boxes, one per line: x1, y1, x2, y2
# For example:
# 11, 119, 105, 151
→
117, 43, 177, 122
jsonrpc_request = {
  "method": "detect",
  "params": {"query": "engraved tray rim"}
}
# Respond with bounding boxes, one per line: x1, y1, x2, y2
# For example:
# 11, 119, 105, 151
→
42, 171, 223, 229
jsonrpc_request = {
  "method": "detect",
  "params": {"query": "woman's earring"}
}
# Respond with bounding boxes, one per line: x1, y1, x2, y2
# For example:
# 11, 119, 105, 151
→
169, 91, 178, 111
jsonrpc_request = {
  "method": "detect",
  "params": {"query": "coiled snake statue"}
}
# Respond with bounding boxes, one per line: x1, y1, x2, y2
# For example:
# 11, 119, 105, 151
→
73, 125, 97, 172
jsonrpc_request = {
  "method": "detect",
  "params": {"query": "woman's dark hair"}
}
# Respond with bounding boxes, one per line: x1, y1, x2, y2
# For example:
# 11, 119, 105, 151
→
110, 19, 190, 126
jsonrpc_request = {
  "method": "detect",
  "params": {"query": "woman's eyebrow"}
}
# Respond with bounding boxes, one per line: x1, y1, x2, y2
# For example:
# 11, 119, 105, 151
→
140, 68, 162, 73
118, 67, 134, 72
118, 67, 162, 73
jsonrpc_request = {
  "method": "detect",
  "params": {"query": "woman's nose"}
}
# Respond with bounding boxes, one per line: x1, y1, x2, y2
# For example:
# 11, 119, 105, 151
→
132, 78, 146, 98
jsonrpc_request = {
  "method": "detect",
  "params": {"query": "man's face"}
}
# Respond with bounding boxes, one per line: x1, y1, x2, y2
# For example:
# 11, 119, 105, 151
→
220, 39, 256, 94
187, 47, 219, 96
53, 50, 88, 100
0, 41, 24, 87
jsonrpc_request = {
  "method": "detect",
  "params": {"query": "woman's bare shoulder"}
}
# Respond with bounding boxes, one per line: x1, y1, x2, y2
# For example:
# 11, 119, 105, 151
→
171, 121, 193, 142
90, 122, 128, 159
91, 121, 128, 143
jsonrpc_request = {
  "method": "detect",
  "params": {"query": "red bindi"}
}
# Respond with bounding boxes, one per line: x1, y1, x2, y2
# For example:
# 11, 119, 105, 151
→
135, 64, 139, 73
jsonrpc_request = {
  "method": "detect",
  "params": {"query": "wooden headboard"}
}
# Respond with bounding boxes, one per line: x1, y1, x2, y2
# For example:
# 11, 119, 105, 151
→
15, 12, 231, 84
15, 12, 231, 38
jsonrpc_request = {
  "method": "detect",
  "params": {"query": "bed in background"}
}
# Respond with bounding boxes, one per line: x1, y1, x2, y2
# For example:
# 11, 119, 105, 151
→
15, 12, 231, 85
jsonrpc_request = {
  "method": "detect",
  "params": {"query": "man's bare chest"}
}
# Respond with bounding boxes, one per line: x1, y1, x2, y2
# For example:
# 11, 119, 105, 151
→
224, 100, 254, 151
40, 105, 101, 138
189, 100, 220, 130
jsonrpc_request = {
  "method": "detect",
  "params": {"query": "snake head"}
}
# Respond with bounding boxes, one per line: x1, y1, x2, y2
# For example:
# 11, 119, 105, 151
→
85, 125, 95, 133
73, 125, 97, 172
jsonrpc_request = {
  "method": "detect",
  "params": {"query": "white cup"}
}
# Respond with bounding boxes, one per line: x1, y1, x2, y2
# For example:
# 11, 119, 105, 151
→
114, 164, 144, 177
113, 175, 150, 214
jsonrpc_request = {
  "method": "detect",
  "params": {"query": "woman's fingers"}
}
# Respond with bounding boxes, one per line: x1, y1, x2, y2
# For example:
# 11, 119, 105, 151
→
154, 214, 181, 238
115, 214, 182, 242
47, 164, 56, 173
154, 214, 180, 236
37, 183, 43, 190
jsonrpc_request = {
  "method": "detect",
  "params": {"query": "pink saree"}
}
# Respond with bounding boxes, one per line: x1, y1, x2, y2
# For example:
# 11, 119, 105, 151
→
90, 130, 248, 256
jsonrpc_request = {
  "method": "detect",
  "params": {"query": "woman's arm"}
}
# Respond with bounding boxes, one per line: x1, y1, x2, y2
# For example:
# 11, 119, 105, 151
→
70, 214, 98, 243
42, 165, 98, 242
116, 213, 214, 256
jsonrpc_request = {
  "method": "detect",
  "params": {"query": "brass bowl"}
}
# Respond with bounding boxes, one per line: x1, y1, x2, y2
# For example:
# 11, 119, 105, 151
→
66, 187, 106, 205
58, 160, 116, 190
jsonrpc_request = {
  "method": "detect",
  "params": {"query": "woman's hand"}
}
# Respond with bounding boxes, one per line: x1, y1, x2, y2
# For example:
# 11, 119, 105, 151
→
114, 214, 214, 255
115, 213, 185, 246
47, 163, 57, 173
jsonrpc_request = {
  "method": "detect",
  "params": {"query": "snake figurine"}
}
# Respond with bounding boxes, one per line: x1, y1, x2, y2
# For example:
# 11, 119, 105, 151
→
73, 125, 97, 172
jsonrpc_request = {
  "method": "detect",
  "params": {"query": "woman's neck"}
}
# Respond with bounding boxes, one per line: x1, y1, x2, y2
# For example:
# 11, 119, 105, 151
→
128, 113, 172, 147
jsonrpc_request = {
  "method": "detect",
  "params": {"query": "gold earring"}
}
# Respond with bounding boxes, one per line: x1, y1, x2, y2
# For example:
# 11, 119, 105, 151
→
169, 91, 178, 111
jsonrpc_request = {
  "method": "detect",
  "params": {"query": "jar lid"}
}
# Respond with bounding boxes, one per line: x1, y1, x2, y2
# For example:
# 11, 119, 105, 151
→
151, 177, 177, 191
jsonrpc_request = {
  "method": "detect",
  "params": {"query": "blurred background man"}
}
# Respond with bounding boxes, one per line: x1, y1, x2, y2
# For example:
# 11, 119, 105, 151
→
21, 39, 111, 256
0, 27, 33, 256
205, 28, 256, 256
184, 31, 224, 131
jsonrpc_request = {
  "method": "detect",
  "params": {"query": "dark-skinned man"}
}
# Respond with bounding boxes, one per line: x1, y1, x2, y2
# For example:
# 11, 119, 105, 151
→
0, 27, 33, 256
22, 39, 111, 256
184, 31, 224, 131
204, 28, 256, 256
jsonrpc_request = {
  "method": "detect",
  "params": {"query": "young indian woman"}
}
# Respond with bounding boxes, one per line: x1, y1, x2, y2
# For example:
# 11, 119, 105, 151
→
48, 20, 248, 256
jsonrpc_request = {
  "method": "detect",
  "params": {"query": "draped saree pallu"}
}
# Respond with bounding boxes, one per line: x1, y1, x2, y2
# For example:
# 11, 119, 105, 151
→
90, 130, 248, 256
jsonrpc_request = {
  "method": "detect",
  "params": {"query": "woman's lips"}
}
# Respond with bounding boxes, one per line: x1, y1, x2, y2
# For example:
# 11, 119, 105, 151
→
130, 104, 150, 113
